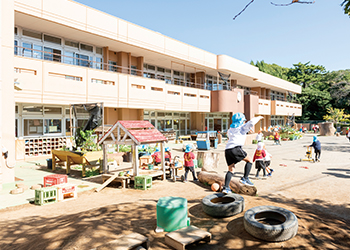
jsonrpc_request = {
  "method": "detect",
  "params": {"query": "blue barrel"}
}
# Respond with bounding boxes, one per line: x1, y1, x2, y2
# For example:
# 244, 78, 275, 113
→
156, 196, 190, 232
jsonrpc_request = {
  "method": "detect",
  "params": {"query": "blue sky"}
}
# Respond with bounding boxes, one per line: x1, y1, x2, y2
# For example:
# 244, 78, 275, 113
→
76, 0, 349, 71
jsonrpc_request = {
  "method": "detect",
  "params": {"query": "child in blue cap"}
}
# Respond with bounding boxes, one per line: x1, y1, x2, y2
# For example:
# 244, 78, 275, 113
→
222, 113, 263, 194
183, 144, 198, 182
309, 136, 321, 162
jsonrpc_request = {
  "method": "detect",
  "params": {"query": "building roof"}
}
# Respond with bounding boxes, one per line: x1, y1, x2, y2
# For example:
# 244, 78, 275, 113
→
98, 120, 167, 145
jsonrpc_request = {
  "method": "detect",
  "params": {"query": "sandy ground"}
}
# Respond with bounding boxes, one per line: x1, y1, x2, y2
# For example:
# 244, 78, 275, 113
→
0, 133, 350, 249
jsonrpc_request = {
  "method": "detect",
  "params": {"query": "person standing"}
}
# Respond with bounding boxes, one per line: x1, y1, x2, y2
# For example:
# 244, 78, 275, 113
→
222, 113, 263, 194
253, 142, 267, 179
183, 145, 198, 182
309, 136, 321, 162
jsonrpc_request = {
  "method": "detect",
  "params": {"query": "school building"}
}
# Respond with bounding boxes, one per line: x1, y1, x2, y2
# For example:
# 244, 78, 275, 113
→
0, 0, 302, 185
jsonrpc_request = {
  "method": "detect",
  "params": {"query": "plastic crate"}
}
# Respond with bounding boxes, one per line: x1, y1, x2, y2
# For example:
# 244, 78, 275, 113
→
35, 187, 57, 205
134, 175, 152, 190
55, 183, 77, 202
44, 174, 67, 187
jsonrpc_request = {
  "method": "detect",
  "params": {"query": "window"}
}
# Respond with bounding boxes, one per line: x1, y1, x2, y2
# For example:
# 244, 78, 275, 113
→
151, 87, 163, 92
96, 47, 103, 55
23, 105, 43, 115
109, 61, 117, 72
75, 53, 90, 67
65, 40, 79, 48
131, 65, 137, 76
24, 119, 43, 136
44, 34, 61, 45
92, 78, 115, 85
33, 45, 43, 59
44, 47, 61, 62
44, 119, 62, 134
95, 57, 103, 70
22, 42, 32, 58
80, 43, 93, 52
23, 29, 42, 40
14, 40, 18, 55
64, 51, 75, 65
44, 107, 62, 115
14, 27, 18, 35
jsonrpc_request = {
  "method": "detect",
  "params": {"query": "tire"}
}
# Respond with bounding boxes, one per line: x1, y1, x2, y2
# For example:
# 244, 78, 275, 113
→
244, 206, 298, 242
202, 193, 244, 217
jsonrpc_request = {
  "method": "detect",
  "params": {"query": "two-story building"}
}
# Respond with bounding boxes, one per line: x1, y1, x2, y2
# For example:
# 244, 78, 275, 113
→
0, 0, 302, 186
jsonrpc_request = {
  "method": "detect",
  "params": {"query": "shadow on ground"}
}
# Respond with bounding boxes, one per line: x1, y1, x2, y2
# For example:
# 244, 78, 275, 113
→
1, 195, 349, 250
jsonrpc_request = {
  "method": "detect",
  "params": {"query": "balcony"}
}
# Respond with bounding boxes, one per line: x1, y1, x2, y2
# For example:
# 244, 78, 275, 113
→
13, 48, 211, 112
257, 99, 271, 115
271, 100, 302, 116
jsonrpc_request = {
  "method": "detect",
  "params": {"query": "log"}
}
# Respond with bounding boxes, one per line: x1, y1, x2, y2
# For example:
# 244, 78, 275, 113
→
318, 122, 335, 136
197, 171, 257, 196
197, 152, 219, 172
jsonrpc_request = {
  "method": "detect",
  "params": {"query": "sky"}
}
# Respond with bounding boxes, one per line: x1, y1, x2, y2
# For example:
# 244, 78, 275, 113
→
76, 0, 349, 71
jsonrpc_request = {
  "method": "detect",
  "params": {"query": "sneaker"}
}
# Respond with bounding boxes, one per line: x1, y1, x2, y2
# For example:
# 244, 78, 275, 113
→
270, 169, 274, 173
267, 173, 272, 177
255, 175, 261, 179
193, 179, 199, 182
222, 187, 232, 194
239, 177, 247, 185
244, 178, 255, 186
262, 175, 267, 179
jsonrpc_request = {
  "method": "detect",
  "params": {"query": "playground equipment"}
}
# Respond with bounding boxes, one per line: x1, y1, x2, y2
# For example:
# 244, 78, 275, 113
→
196, 131, 218, 150
300, 146, 314, 162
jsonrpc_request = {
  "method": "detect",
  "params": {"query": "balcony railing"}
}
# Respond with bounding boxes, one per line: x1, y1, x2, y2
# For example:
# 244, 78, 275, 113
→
14, 45, 232, 92
259, 94, 299, 104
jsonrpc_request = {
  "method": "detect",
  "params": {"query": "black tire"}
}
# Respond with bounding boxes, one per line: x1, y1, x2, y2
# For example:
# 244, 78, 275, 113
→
202, 193, 244, 217
244, 206, 298, 242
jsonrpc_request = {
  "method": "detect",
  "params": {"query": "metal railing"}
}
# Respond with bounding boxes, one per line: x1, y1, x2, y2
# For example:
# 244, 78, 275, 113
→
15, 45, 236, 92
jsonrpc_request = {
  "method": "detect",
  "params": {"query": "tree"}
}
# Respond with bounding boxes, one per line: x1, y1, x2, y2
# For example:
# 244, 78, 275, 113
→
250, 60, 289, 80
287, 62, 327, 88
323, 107, 350, 124
342, 0, 350, 15
328, 70, 350, 113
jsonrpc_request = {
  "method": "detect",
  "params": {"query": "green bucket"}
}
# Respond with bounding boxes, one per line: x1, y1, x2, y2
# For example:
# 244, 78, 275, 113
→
156, 196, 189, 232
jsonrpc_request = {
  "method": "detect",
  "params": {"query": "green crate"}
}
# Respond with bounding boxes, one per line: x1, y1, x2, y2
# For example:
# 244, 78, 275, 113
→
134, 175, 152, 190
35, 187, 58, 206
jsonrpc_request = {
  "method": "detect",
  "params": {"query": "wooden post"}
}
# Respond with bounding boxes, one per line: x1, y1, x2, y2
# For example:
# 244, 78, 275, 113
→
135, 145, 139, 177
160, 142, 165, 180
103, 142, 108, 174
52, 152, 56, 171
66, 156, 71, 175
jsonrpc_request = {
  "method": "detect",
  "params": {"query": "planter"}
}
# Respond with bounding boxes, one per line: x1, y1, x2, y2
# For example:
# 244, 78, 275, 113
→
282, 138, 289, 141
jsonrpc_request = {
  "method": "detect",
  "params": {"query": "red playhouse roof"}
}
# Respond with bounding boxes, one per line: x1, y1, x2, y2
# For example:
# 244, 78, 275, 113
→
98, 120, 167, 145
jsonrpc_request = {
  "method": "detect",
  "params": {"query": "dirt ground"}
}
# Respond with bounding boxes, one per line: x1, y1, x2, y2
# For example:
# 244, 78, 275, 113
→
1, 134, 350, 250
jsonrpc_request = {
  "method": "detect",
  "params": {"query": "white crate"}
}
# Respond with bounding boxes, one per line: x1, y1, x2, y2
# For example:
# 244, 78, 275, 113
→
55, 183, 77, 202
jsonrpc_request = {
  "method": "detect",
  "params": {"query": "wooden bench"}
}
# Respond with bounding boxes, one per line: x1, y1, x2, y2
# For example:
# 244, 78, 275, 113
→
165, 225, 211, 250
91, 232, 149, 250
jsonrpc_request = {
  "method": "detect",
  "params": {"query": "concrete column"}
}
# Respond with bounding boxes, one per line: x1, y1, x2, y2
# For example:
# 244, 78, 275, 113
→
0, 0, 15, 187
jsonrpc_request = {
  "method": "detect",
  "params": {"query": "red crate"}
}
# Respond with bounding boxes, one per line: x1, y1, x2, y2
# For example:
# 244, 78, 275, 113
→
44, 174, 67, 187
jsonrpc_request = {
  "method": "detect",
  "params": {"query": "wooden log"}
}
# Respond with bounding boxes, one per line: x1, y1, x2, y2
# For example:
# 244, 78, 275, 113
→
197, 151, 219, 172
197, 171, 257, 196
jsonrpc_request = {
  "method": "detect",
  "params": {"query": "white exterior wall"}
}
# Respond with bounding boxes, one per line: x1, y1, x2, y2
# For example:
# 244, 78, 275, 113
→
1, 0, 15, 186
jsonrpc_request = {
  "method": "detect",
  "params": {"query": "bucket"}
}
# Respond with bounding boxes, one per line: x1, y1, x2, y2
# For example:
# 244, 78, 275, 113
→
46, 159, 52, 169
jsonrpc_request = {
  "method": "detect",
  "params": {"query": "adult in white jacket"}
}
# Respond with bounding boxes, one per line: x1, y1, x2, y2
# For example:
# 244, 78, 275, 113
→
222, 113, 263, 194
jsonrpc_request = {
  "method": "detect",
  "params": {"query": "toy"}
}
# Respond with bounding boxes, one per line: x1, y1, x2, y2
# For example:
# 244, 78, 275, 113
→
300, 146, 314, 162
211, 183, 220, 192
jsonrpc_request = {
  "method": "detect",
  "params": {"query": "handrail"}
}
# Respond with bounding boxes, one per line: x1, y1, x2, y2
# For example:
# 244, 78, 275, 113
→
14, 45, 233, 92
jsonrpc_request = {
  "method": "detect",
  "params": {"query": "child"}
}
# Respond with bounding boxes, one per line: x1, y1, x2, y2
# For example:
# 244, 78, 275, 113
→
264, 146, 274, 177
164, 147, 171, 164
309, 136, 321, 162
274, 130, 281, 145
253, 142, 266, 179
151, 148, 161, 165
222, 113, 264, 194
183, 144, 198, 182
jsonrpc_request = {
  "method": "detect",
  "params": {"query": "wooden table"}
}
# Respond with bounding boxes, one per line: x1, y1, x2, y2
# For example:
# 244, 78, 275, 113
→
52, 150, 103, 177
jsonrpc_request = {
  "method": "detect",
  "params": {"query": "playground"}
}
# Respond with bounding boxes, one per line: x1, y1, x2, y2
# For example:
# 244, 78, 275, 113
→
0, 134, 349, 249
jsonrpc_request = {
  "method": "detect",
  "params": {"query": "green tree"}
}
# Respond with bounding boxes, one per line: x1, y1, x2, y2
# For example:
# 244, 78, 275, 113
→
287, 62, 327, 88
342, 0, 350, 15
323, 107, 350, 125
250, 60, 289, 80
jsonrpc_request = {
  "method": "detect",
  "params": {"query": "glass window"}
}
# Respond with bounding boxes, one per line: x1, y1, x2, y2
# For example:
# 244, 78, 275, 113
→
109, 61, 117, 72
96, 57, 103, 70
33, 45, 42, 59
44, 107, 62, 114
165, 119, 172, 129
44, 34, 61, 45
76, 53, 90, 67
23, 105, 43, 115
64, 51, 75, 65
66, 118, 71, 134
23, 29, 42, 40
44, 119, 62, 134
173, 120, 179, 130
80, 43, 93, 52
96, 47, 103, 55
14, 27, 18, 35
131, 65, 137, 76
65, 40, 79, 48
14, 40, 18, 55
24, 119, 43, 136
22, 42, 32, 58
157, 112, 165, 117
44, 47, 61, 62
78, 119, 88, 128
15, 106, 18, 114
